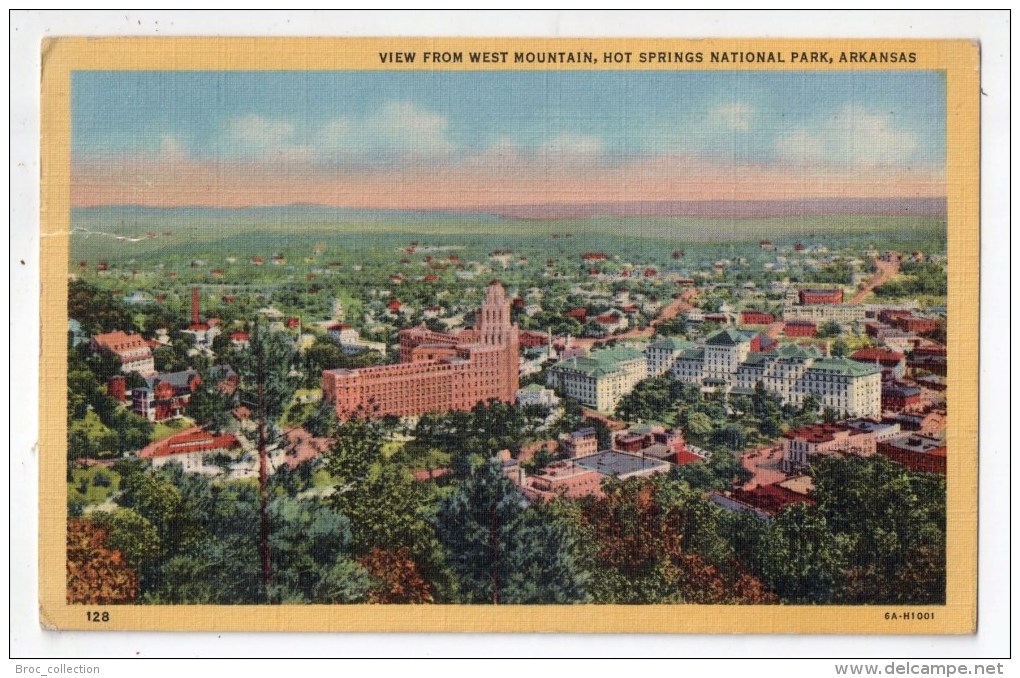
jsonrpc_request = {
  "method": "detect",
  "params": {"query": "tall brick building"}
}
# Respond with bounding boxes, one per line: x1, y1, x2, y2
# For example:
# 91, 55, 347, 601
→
323, 281, 519, 419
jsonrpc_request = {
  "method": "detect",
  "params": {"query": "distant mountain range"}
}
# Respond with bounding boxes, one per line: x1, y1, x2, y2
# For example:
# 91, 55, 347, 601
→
477, 197, 946, 220
76, 196, 945, 223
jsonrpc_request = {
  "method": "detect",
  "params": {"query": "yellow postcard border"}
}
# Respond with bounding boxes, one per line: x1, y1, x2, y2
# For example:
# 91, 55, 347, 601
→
39, 37, 979, 634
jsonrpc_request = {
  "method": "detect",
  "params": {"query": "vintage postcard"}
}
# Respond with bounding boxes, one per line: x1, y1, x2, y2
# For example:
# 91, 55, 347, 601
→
39, 37, 979, 633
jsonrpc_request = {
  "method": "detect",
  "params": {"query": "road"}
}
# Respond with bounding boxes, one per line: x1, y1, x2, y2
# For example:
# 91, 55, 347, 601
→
849, 257, 899, 304
572, 287, 700, 349
740, 444, 785, 490
764, 321, 785, 340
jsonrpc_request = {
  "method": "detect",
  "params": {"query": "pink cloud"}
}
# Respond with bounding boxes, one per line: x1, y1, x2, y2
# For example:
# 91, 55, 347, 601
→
72, 150, 944, 210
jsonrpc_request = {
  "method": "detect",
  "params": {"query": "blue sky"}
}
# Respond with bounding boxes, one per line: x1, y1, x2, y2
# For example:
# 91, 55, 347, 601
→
71, 70, 947, 209
73, 70, 945, 165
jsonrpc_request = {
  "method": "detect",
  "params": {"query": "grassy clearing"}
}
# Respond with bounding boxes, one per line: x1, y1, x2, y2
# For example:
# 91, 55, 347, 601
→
68, 466, 121, 507
152, 418, 193, 442
381, 440, 405, 459
311, 468, 337, 488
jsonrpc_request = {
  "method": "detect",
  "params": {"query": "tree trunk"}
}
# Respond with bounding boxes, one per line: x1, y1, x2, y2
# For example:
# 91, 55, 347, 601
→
489, 501, 500, 605
257, 348, 271, 598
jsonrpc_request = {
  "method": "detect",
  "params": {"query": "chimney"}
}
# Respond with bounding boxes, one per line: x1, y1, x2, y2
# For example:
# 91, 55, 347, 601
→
192, 287, 200, 326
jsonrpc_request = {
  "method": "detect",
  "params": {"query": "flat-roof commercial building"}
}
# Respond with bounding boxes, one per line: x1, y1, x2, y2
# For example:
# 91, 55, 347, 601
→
877, 434, 946, 474
574, 450, 671, 480
781, 422, 876, 473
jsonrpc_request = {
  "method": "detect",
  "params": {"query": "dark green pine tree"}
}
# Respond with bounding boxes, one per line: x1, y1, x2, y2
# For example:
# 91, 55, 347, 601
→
233, 322, 301, 597
436, 460, 590, 604
186, 377, 233, 434
324, 413, 433, 556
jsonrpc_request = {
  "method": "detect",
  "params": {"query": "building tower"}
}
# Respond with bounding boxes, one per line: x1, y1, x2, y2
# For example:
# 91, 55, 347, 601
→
477, 280, 512, 346
475, 281, 520, 401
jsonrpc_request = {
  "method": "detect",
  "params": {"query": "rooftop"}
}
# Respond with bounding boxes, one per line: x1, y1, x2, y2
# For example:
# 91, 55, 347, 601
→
784, 422, 865, 444
851, 348, 906, 364
708, 491, 772, 521
138, 427, 239, 459
777, 475, 815, 495
733, 483, 814, 515
534, 460, 596, 481
574, 450, 670, 478
705, 328, 754, 347
883, 383, 922, 397
807, 358, 881, 378
648, 335, 693, 351
146, 369, 200, 391
674, 448, 706, 465
773, 343, 823, 360
91, 330, 149, 352
882, 434, 946, 455
552, 346, 645, 378
641, 443, 675, 460
844, 418, 898, 434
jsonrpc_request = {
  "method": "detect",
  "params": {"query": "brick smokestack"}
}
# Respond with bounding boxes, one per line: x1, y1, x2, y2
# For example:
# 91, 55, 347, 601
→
192, 287, 200, 326
107, 375, 126, 402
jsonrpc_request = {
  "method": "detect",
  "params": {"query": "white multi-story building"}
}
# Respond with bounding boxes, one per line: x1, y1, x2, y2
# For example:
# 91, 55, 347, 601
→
672, 348, 706, 383
739, 352, 881, 419
782, 303, 866, 326
702, 329, 753, 388
735, 344, 822, 401
669, 329, 881, 418
794, 358, 881, 419
326, 322, 387, 355
516, 383, 561, 408
547, 346, 648, 412
645, 335, 694, 376
670, 329, 754, 389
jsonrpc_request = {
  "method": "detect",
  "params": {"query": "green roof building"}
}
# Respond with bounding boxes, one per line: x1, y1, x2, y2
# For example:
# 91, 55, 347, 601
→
547, 346, 648, 412
646, 335, 695, 376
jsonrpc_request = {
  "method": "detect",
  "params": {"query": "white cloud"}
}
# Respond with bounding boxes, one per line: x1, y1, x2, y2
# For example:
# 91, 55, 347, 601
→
834, 106, 919, 164
713, 103, 753, 131
320, 118, 352, 145
775, 106, 919, 165
158, 135, 187, 159
227, 114, 296, 148
773, 129, 827, 163
321, 101, 454, 155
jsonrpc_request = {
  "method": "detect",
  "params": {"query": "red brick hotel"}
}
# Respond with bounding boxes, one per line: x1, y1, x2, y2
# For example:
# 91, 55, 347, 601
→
323, 281, 520, 419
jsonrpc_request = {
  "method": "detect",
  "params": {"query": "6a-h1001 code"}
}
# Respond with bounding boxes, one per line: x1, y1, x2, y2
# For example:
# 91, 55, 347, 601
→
884, 611, 935, 621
